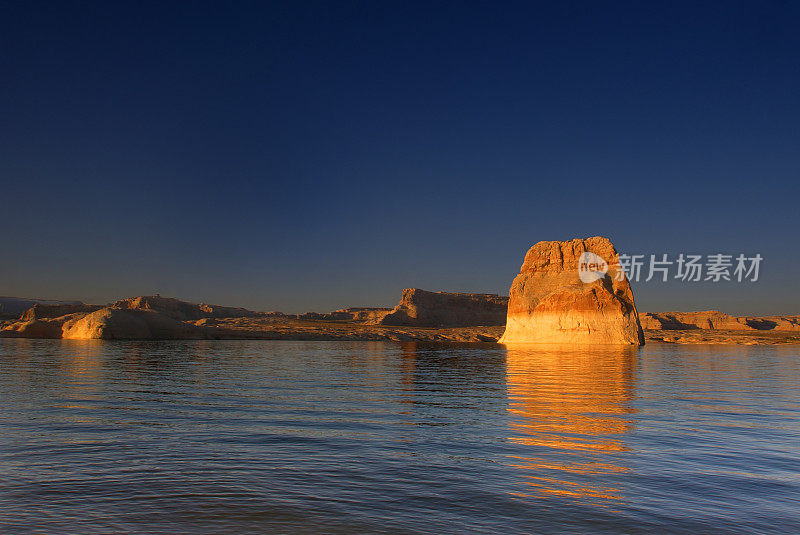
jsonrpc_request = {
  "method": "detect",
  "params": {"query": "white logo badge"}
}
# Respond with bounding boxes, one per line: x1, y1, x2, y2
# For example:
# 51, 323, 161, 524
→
578, 251, 608, 283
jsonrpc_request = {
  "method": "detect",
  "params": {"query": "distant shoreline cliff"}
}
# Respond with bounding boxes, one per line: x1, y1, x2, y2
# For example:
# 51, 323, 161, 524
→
1, 292, 797, 344
2, 236, 796, 345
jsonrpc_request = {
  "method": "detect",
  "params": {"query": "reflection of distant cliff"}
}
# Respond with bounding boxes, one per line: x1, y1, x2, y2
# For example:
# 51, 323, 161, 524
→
505, 345, 637, 504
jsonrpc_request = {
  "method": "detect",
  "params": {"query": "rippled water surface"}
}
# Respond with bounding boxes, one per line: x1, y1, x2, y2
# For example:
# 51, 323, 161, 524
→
1, 340, 799, 534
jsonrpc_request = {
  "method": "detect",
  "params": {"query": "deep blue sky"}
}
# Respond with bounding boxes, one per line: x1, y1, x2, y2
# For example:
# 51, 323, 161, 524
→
2, 1, 798, 314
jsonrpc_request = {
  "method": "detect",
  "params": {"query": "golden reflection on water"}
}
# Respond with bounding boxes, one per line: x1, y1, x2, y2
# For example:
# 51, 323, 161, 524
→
60, 340, 105, 381
504, 344, 638, 505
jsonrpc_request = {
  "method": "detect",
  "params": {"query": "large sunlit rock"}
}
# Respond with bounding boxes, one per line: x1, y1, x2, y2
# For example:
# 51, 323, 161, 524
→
62, 307, 204, 340
499, 237, 644, 345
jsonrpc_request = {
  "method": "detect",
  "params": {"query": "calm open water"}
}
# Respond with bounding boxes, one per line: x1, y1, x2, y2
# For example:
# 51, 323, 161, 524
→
0, 340, 798, 534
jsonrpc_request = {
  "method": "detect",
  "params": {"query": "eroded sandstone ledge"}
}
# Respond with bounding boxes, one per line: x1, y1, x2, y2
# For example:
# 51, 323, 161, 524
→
380, 288, 508, 327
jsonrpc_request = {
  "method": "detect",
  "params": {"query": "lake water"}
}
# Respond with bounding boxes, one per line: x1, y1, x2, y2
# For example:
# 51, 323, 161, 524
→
0, 340, 798, 534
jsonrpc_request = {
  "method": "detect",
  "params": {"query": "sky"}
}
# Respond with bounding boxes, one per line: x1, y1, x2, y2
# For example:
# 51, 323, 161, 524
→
1, 1, 798, 314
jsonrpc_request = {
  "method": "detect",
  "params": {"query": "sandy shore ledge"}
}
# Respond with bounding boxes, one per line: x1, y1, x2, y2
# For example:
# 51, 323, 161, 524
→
4, 314, 792, 345
208, 318, 800, 345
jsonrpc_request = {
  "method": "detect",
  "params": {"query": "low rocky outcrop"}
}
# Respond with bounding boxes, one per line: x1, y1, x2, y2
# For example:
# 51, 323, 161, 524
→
19, 303, 102, 322
0, 295, 259, 340
197, 303, 263, 319
1, 318, 69, 338
296, 312, 331, 321
763, 316, 800, 331
0, 296, 85, 318
499, 237, 645, 345
640, 311, 750, 330
62, 308, 204, 340
344, 307, 393, 323
114, 295, 261, 321
380, 289, 508, 327
641, 311, 800, 332
0, 312, 88, 339
113, 296, 207, 321
294, 308, 393, 323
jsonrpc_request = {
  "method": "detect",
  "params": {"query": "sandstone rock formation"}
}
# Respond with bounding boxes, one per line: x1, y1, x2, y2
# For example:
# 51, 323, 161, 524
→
765, 316, 800, 331
346, 307, 394, 323
294, 308, 393, 323
19, 303, 101, 322
0, 295, 256, 340
499, 237, 644, 345
1, 291, 795, 344
0, 296, 85, 318
0, 311, 90, 339
114, 295, 261, 321
62, 308, 203, 340
0, 317, 70, 338
640, 311, 750, 330
380, 289, 508, 327
296, 312, 331, 321
197, 303, 263, 319
641, 311, 800, 332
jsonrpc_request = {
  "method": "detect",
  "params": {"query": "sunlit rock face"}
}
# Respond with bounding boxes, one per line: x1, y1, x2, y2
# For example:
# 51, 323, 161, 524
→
0, 318, 69, 338
499, 237, 644, 345
61, 308, 203, 340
